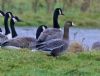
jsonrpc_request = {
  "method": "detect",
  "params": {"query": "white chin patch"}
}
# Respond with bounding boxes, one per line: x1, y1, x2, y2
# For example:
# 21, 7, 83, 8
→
0, 13, 3, 16
59, 10, 62, 15
12, 18, 17, 22
42, 26, 46, 31
72, 22, 76, 26
8, 13, 12, 17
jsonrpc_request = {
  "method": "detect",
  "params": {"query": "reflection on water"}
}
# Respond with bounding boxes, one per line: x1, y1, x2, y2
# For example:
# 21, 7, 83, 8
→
1, 27, 100, 49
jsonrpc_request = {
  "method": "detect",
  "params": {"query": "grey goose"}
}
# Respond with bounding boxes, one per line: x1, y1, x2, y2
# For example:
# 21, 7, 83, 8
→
36, 21, 76, 57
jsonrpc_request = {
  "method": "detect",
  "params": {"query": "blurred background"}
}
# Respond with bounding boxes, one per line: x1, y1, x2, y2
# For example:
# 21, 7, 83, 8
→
0, 0, 100, 27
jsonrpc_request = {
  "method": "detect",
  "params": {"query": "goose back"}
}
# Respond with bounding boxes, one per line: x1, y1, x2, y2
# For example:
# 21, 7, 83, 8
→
38, 28, 63, 42
1, 37, 37, 49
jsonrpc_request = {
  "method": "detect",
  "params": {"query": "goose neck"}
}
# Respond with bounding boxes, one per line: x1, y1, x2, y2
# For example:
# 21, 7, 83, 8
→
10, 19, 17, 38
4, 15, 10, 35
53, 13, 60, 28
63, 27, 69, 40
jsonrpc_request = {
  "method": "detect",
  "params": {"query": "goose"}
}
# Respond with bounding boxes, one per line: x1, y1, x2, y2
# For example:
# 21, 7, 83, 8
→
0, 16, 21, 45
4, 12, 13, 39
38, 8, 64, 42
36, 21, 76, 57
1, 25, 48, 49
0, 12, 13, 45
36, 25, 47, 39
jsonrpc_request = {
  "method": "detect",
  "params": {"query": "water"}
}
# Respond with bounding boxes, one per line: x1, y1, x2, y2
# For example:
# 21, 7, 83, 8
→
1, 27, 100, 49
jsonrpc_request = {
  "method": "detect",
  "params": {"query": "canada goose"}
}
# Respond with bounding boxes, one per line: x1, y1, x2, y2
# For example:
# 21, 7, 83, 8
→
0, 12, 13, 45
0, 16, 21, 45
37, 8, 64, 42
36, 25, 47, 39
1, 25, 48, 49
36, 21, 76, 57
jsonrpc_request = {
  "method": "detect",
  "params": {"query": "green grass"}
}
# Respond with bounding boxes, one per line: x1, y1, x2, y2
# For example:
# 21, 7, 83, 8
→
0, 48, 100, 76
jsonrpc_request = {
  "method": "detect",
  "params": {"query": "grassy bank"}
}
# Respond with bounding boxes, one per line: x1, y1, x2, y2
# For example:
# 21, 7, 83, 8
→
0, 48, 100, 76
0, 0, 100, 28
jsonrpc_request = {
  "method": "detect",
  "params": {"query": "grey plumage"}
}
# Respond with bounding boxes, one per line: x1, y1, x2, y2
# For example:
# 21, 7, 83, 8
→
2, 37, 37, 49
1, 25, 47, 49
0, 34, 8, 45
37, 39, 68, 56
36, 21, 76, 57
38, 28, 63, 42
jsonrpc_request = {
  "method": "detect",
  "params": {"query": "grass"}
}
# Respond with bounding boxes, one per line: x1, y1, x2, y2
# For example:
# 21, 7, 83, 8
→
0, 48, 100, 76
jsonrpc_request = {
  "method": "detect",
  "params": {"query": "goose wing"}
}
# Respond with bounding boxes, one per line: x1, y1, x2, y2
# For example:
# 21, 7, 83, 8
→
0, 33, 8, 45
38, 28, 63, 42
1, 37, 37, 49
36, 39, 68, 51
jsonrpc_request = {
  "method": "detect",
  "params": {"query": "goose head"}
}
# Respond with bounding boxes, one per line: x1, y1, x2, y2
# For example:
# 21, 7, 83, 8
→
4, 12, 13, 19
54, 8, 64, 15
0, 10, 5, 16
12, 16, 22, 22
64, 21, 76, 28
6, 12, 13, 18
36, 25, 47, 39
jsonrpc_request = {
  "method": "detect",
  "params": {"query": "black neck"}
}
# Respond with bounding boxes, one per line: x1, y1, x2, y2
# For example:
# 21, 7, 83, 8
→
53, 12, 60, 28
10, 19, 17, 38
63, 27, 69, 40
4, 14, 10, 35
0, 28, 2, 32
36, 28, 43, 39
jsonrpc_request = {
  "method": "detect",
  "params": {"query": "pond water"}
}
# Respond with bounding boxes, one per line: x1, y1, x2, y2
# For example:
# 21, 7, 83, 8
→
1, 27, 100, 49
